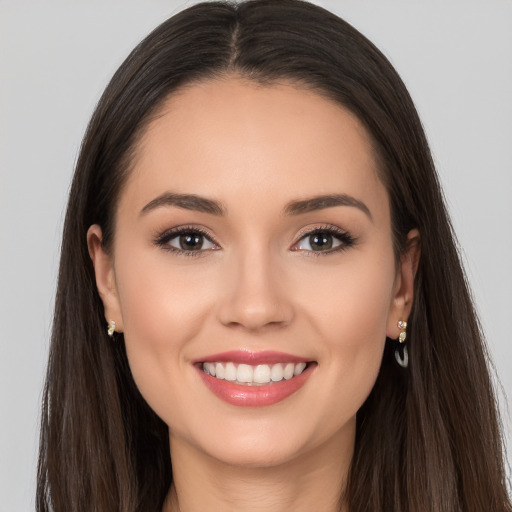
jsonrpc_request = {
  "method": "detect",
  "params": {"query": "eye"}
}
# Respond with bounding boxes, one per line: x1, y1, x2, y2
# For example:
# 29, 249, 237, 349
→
169, 232, 216, 251
291, 227, 355, 254
156, 227, 218, 254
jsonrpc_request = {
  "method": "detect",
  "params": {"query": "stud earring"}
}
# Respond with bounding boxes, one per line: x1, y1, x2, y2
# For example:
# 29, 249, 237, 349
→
107, 320, 116, 337
395, 320, 408, 368
397, 320, 407, 343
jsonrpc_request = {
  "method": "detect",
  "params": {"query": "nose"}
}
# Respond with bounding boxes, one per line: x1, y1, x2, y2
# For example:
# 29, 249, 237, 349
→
217, 248, 294, 332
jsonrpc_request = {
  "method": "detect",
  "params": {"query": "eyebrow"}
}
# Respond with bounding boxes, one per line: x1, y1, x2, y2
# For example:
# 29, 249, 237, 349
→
140, 191, 372, 220
283, 194, 372, 220
140, 192, 226, 216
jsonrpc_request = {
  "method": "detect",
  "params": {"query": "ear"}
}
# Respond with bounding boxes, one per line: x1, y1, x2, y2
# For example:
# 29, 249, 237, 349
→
87, 225, 124, 333
386, 229, 421, 338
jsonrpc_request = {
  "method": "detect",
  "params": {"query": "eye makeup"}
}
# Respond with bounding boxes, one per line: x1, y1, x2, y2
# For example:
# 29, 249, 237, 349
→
153, 222, 357, 258
154, 225, 219, 257
291, 224, 357, 256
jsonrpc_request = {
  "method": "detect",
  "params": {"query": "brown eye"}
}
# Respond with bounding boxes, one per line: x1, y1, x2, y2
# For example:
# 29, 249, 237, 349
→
160, 229, 217, 253
292, 227, 355, 254
179, 233, 204, 251
309, 233, 333, 251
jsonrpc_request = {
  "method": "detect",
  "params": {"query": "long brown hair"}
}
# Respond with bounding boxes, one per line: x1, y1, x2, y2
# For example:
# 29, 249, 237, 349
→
37, 1, 511, 511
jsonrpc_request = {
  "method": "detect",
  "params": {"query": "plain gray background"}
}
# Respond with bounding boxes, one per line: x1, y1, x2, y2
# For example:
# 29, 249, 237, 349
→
1, 1, 511, 510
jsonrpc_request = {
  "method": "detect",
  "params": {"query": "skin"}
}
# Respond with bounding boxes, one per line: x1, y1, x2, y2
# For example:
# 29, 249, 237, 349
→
88, 77, 419, 512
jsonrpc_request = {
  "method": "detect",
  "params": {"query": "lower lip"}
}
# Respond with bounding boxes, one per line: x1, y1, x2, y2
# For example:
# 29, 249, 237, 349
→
197, 364, 315, 407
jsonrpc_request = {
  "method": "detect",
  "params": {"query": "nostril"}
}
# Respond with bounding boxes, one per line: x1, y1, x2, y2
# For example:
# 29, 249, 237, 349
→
218, 301, 294, 332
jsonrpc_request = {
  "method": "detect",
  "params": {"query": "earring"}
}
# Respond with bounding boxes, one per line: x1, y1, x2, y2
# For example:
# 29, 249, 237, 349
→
107, 320, 116, 337
397, 320, 407, 343
394, 320, 408, 368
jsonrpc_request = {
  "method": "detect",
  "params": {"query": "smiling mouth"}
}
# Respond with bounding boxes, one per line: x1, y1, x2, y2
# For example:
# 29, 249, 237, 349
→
201, 361, 309, 386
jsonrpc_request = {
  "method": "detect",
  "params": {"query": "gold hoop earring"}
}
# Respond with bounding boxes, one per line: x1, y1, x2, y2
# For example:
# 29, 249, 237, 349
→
107, 320, 116, 337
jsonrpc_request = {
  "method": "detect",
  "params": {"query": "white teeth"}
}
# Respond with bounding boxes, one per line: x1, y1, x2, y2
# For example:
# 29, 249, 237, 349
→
253, 364, 271, 384
271, 364, 283, 382
237, 364, 253, 383
202, 361, 308, 385
203, 362, 216, 376
283, 363, 294, 380
294, 362, 306, 376
215, 362, 225, 379
224, 362, 237, 381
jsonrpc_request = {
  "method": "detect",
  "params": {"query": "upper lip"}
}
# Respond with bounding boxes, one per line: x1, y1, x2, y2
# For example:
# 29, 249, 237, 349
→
194, 350, 312, 365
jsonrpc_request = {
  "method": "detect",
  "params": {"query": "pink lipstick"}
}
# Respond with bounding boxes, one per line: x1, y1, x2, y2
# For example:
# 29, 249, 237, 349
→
194, 350, 316, 407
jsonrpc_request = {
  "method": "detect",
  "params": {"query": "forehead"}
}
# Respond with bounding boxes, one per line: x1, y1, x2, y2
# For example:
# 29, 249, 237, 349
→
120, 77, 387, 219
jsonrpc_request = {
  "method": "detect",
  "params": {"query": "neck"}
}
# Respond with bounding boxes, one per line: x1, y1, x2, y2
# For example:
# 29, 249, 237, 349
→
162, 424, 354, 512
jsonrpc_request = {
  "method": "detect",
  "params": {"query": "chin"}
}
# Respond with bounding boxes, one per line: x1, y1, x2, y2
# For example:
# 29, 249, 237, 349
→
203, 435, 308, 469
178, 411, 349, 470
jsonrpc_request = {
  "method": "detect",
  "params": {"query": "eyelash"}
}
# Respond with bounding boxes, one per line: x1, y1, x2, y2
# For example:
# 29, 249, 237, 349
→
155, 225, 218, 257
292, 225, 357, 257
154, 224, 357, 257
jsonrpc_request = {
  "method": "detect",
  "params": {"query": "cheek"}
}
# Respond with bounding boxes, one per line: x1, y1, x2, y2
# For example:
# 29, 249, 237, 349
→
299, 249, 395, 344
116, 242, 218, 337
296, 250, 396, 409
112, 247, 216, 413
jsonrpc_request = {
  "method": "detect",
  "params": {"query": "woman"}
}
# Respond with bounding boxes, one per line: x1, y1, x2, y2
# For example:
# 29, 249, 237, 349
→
37, 1, 511, 511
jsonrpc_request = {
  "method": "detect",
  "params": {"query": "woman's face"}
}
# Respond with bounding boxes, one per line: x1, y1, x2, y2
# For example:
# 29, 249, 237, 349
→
89, 77, 415, 468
